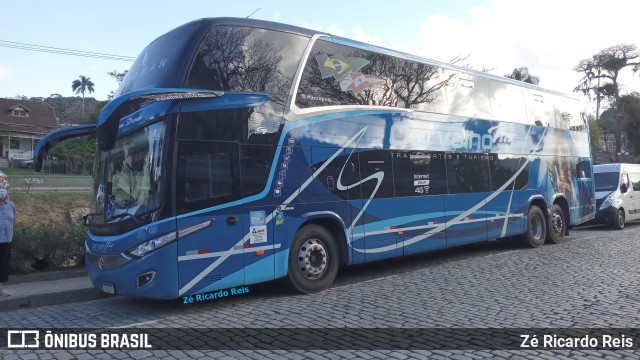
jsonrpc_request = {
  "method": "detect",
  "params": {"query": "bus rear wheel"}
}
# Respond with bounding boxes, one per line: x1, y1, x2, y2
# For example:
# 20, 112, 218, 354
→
286, 224, 339, 294
546, 204, 567, 244
521, 205, 546, 248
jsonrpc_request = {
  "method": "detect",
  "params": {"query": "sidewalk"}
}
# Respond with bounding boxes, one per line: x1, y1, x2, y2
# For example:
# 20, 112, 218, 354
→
0, 267, 108, 312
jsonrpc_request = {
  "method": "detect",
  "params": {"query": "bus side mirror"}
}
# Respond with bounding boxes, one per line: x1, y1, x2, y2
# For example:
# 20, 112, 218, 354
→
621, 183, 628, 193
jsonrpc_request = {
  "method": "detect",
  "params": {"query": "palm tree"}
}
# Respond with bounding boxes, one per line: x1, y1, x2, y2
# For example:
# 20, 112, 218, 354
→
71, 75, 95, 115
505, 66, 540, 85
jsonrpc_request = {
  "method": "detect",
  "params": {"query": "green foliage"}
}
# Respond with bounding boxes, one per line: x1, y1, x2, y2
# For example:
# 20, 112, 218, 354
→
620, 94, 640, 156
43, 96, 100, 123
48, 137, 96, 175
89, 100, 108, 123
588, 118, 602, 155
71, 75, 95, 96
10, 222, 86, 273
574, 44, 640, 102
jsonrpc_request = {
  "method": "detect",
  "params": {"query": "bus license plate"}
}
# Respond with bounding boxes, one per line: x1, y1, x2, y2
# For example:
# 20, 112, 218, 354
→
102, 282, 115, 294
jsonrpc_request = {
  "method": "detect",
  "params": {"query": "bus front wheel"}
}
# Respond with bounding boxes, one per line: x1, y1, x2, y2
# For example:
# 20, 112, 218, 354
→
287, 224, 339, 294
521, 205, 546, 248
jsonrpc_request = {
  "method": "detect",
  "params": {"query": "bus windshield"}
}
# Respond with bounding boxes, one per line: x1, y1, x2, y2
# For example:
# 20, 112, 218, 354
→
594, 172, 619, 192
89, 121, 166, 232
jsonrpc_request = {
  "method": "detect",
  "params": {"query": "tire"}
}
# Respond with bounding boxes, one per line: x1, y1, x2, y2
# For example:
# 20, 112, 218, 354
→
546, 204, 567, 244
613, 208, 625, 230
286, 225, 339, 294
521, 205, 547, 248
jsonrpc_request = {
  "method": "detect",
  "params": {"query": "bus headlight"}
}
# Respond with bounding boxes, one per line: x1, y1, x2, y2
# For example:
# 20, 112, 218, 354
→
599, 195, 614, 210
127, 232, 177, 258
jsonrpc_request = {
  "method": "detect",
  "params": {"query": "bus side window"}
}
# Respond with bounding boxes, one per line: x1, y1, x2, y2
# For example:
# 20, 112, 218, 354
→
576, 160, 591, 179
446, 153, 490, 194
391, 150, 447, 196
176, 142, 240, 214
357, 150, 395, 198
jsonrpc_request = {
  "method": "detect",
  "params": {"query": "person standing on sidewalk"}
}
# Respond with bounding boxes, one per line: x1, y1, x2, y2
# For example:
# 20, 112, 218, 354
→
0, 188, 16, 296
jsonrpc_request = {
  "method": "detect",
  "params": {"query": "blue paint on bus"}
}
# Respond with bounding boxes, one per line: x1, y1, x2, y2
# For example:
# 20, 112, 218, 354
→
35, 18, 594, 299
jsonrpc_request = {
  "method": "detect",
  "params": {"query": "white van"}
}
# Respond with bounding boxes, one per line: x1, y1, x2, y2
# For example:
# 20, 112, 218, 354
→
593, 163, 640, 229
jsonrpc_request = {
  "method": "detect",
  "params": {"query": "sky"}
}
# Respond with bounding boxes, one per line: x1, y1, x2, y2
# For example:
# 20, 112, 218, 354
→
1, 0, 639, 111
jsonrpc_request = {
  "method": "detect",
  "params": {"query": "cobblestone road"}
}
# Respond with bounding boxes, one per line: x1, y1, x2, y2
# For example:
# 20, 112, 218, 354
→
1, 223, 640, 359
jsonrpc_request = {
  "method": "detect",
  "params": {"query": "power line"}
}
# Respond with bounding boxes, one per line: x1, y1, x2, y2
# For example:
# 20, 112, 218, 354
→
0, 40, 135, 62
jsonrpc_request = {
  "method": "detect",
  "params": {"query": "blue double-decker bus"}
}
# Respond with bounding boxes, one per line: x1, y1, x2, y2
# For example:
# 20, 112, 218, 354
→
35, 18, 595, 299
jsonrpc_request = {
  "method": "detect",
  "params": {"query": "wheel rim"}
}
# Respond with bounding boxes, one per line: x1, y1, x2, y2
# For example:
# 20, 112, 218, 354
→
530, 214, 543, 240
618, 211, 625, 228
297, 238, 328, 280
552, 211, 565, 236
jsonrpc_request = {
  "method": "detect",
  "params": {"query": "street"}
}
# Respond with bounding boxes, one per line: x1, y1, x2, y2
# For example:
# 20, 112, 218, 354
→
1, 223, 640, 359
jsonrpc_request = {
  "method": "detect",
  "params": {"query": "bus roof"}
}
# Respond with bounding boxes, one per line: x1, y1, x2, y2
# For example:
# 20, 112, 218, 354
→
187, 17, 576, 98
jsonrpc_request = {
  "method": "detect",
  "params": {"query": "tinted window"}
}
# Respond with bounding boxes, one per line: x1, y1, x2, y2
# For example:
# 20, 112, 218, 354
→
357, 150, 395, 198
594, 172, 619, 192
177, 108, 282, 145
177, 142, 240, 213
240, 144, 274, 197
187, 26, 309, 114
489, 154, 528, 191
576, 160, 592, 178
116, 21, 204, 97
446, 153, 490, 193
630, 173, 640, 191
296, 39, 452, 110
392, 150, 447, 196
176, 108, 281, 213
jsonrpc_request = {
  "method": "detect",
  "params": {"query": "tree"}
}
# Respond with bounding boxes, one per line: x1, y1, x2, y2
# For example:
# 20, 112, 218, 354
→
48, 137, 96, 175
107, 70, 128, 100
107, 70, 128, 85
505, 66, 540, 85
574, 44, 640, 160
71, 75, 95, 116
620, 93, 640, 157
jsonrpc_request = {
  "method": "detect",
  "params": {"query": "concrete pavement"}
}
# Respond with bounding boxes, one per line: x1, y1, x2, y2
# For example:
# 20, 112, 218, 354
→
0, 267, 107, 312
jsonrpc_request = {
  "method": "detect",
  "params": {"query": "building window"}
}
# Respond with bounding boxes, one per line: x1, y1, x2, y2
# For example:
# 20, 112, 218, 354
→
10, 138, 20, 149
12, 108, 27, 117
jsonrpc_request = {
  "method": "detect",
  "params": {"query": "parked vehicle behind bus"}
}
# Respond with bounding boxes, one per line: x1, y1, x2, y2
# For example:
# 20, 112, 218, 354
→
594, 163, 640, 229
35, 18, 595, 299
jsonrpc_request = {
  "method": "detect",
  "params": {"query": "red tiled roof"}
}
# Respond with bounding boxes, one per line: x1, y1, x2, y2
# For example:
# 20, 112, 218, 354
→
0, 98, 58, 137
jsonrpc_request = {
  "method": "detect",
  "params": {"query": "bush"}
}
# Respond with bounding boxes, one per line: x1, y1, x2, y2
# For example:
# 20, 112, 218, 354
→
10, 222, 86, 273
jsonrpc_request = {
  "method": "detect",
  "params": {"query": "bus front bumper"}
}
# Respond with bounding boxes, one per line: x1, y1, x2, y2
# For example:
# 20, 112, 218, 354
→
85, 242, 178, 299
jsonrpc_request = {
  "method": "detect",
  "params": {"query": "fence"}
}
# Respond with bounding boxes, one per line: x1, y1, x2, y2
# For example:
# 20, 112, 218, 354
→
7, 175, 92, 192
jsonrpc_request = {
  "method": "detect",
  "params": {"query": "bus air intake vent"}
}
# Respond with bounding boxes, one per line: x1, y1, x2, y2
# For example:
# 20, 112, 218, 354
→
204, 275, 222, 283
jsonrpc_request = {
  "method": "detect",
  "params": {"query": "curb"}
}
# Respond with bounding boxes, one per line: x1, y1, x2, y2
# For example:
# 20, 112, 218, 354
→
1, 286, 109, 313
1, 267, 111, 313
7, 267, 88, 285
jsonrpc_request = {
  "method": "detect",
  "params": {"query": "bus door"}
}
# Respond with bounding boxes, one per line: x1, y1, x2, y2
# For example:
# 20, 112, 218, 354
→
357, 150, 403, 262
176, 141, 246, 294
486, 155, 529, 238
243, 208, 276, 285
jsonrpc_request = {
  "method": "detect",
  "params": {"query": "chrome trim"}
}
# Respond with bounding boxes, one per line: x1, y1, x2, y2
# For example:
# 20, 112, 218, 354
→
178, 219, 213, 238
86, 250, 131, 270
